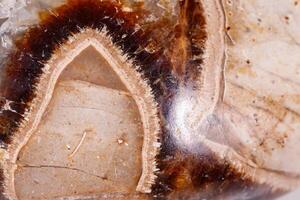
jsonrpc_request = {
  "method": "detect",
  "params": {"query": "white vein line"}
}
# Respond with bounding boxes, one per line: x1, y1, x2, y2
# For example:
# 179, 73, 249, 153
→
69, 131, 87, 158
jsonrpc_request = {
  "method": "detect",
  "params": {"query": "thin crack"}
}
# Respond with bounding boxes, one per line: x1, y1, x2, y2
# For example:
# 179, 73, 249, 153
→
228, 80, 300, 118
57, 105, 129, 118
53, 192, 146, 200
18, 164, 109, 181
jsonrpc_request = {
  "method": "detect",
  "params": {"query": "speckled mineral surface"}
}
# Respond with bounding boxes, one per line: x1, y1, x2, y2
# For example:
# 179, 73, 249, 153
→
0, 0, 300, 200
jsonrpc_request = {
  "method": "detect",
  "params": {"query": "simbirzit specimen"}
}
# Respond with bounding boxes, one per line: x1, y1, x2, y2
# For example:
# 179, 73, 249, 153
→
0, 0, 300, 200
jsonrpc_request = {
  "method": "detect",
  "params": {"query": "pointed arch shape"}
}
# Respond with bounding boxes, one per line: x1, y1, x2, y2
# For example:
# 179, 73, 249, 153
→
4, 28, 160, 199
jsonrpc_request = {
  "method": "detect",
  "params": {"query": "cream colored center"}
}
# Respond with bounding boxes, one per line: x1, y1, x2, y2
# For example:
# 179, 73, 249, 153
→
14, 46, 144, 200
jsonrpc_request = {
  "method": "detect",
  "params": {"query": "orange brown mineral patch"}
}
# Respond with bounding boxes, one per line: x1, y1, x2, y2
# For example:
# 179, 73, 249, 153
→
1, 0, 297, 200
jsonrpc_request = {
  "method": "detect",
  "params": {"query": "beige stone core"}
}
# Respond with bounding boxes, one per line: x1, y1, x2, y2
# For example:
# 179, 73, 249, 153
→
13, 46, 147, 199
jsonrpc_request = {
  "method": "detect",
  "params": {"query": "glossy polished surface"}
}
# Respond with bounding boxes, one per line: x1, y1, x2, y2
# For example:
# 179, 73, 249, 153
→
0, 0, 300, 199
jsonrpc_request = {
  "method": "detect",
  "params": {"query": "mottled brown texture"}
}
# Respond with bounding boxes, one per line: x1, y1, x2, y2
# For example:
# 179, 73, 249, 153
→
0, 0, 177, 143
153, 135, 284, 199
0, 0, 283, 199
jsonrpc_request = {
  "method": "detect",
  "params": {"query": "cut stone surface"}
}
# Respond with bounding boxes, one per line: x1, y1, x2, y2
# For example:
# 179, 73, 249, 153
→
60, 46, 128, 92
2, 0, 300, 199
13, 46, 145, 199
